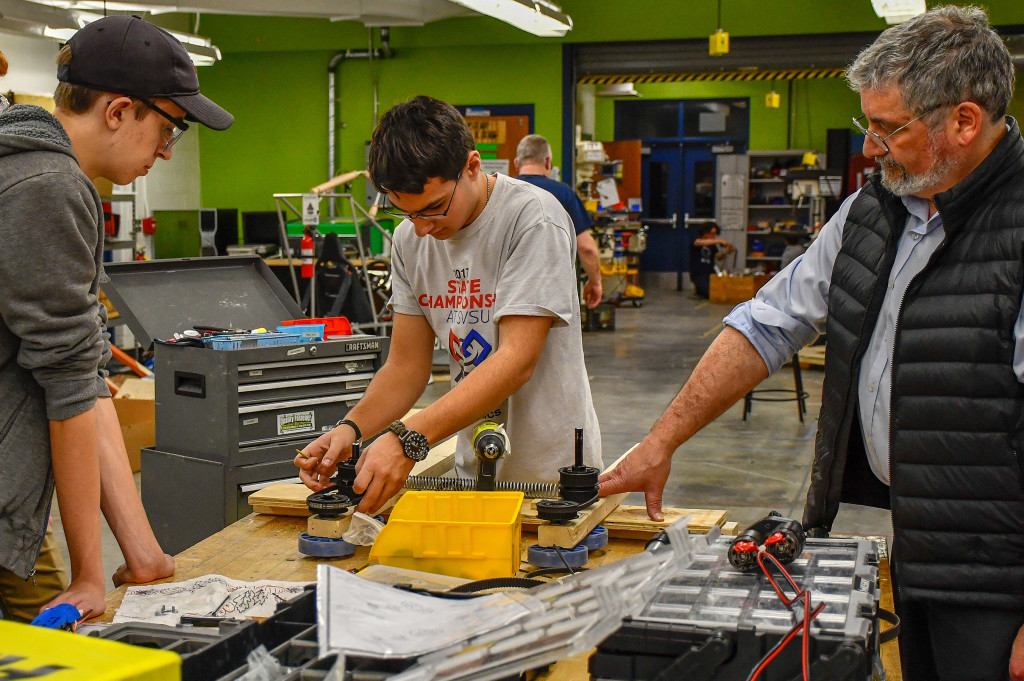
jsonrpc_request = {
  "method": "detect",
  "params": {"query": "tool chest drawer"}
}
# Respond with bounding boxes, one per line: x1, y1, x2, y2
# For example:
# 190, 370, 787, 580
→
237, 393, 364, 446
237, 372, 373, 405
155, 338, 387, 461
237, 353, 378, 384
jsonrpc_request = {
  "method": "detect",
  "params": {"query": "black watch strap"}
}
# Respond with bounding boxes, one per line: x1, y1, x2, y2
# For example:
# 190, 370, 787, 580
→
336, 419, 362, 442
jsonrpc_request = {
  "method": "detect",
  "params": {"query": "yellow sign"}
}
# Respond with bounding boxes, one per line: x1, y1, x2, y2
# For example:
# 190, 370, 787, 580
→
467, 119, 506, 145
0, 620, 181, 681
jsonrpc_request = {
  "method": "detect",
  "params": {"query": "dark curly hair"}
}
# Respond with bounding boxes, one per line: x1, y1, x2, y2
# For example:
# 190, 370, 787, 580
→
368, 96, 475, 194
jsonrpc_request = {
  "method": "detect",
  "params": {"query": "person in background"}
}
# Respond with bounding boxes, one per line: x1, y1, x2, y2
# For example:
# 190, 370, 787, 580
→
600, 6, 1024, 677
689, 223, 735, 299
295, 96, 601, 513
514, 134, 603, 308
778, 232, 808, 269
0, 15, 232, 621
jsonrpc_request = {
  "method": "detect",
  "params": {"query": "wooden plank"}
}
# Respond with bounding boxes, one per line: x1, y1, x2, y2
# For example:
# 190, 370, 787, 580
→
535, 491, 626, 548
521, 504, 726, 536
249, 435, 456, 516
598, 505, 725, 536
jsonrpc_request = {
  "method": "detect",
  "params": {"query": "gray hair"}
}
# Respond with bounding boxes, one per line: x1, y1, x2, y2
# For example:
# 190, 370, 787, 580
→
516, 134, 552, 165
847, 5, 1014, 121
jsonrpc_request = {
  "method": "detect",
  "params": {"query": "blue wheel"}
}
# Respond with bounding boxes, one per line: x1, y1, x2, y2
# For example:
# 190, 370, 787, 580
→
527, 543, 589, 568
298, 532, 356, 558
582, 525, 609, 551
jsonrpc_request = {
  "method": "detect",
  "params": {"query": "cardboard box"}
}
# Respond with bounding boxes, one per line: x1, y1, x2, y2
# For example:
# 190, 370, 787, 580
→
111, 376, 155, 473
709, 274, 771, 304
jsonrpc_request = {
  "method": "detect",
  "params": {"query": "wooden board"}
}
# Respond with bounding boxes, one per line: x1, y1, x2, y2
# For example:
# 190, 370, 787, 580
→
249, 435, 456, 516
522, 504, 726, 537
525, 505, 727, 539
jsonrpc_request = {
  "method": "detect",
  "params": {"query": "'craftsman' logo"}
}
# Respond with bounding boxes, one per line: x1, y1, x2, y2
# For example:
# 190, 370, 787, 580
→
0, 657, 67, 680
448, 329, 491, 382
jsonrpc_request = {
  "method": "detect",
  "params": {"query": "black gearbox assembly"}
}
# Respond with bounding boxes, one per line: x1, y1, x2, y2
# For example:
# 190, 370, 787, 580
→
558, 428, 600, 504
537, 428, 600, 524
727, 511, 805, 573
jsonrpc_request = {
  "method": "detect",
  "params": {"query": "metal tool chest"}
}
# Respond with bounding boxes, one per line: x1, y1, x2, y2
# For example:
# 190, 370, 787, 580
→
103, 257, 389, 554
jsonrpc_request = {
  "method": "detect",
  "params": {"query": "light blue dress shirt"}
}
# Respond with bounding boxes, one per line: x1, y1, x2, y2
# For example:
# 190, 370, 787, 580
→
725, 189, 1024, 485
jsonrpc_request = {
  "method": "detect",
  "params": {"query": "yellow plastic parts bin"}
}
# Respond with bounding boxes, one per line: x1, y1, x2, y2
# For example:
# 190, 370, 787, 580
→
370, 491, 524, 580
0, 620, 181, 681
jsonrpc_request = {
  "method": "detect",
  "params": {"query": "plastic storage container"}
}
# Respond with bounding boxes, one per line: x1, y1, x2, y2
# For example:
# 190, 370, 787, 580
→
369, 491, 524, 580
0, 620, 181, 681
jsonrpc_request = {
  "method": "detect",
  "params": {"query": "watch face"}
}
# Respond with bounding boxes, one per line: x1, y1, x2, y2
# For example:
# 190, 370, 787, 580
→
403, 430, 430, 461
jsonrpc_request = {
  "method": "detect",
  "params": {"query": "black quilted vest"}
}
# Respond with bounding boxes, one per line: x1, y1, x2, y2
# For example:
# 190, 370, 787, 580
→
804, 118, 1024, 607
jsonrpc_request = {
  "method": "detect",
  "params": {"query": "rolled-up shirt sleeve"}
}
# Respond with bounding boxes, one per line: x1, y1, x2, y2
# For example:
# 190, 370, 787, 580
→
724, 191, 859, 375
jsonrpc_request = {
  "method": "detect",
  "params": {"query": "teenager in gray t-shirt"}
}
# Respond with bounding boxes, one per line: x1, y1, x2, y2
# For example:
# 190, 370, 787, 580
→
389, 172, 602, 481
297, 96, 601, 513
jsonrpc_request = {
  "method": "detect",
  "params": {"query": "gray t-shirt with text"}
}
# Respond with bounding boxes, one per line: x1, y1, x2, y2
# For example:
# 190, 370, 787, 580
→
388, 173, 601, 482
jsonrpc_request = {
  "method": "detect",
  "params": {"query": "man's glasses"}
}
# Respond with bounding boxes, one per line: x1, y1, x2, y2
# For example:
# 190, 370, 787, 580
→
382, 172, 461, 221
138, 98, 189, 152
852, 107, 939, 155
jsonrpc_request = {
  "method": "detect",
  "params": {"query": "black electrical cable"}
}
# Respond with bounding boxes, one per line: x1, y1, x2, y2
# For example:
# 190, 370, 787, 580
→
552, 546, 577, 574
744, 551, 825, 681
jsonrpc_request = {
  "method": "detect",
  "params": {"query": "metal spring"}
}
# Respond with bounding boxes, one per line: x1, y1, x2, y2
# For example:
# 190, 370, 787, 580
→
404, 475, 559, 498
404, 475, 476, 491
494, 480, 559, 497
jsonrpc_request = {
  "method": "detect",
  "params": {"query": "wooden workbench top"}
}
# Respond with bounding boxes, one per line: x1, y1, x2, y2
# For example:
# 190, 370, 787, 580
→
101, 514, 901, 681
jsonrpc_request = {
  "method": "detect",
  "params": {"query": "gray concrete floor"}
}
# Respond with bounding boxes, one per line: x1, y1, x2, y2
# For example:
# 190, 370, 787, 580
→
52, 283, 892, 591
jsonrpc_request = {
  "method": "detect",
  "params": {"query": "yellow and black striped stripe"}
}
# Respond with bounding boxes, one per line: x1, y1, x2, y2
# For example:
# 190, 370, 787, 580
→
580, 68, 846, 85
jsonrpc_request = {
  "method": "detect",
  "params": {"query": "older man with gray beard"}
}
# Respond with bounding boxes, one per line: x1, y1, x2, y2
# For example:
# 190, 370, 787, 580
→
600, 6, 1024, 678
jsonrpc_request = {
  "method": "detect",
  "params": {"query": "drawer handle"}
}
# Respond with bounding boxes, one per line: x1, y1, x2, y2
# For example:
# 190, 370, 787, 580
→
174, 371, 206, 398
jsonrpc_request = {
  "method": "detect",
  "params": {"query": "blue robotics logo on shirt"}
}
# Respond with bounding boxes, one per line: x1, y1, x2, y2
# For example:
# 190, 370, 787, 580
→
448, 328, 492, 382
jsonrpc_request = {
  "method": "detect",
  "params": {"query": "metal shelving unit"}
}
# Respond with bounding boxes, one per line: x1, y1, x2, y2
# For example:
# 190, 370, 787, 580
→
745, 151, 816, 273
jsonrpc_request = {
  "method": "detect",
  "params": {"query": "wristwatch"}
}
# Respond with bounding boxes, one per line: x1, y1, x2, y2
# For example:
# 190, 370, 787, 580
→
386, 420, 430, 461
335, 418, 362, 442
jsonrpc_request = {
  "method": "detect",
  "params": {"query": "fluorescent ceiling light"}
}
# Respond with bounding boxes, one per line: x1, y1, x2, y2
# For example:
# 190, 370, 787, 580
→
1, 0, 222, 65
870, 0, 925, 24
448, 0, 572, 37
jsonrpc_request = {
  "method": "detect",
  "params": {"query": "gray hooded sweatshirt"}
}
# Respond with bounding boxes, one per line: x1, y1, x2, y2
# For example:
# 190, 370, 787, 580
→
0, 104, 111, 578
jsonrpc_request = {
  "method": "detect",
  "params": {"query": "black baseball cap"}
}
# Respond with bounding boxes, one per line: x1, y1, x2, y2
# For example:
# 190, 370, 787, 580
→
57, 15, 232, 130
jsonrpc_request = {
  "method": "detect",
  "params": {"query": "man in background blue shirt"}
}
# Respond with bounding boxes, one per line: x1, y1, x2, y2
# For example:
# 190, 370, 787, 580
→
600, 7, 1024, 678
515, 134, 602, 308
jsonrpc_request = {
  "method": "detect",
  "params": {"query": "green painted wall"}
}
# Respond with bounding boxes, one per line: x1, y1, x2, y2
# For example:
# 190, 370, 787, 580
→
195, 1, 1024, 212
198, 39, 561, 212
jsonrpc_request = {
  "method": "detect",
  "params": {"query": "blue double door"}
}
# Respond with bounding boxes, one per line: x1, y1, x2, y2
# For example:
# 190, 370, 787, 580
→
641, 144, 717, 275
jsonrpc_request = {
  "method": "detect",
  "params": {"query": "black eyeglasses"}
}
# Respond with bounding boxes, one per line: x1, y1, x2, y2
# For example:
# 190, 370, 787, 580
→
382, 172, 461, 221
137, 98, 189, 152
852, 106, 939, 155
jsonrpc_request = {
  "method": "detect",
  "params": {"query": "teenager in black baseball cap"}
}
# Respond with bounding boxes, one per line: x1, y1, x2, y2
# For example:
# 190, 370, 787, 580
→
0, 15, 230, 622
58, 14, 232, 131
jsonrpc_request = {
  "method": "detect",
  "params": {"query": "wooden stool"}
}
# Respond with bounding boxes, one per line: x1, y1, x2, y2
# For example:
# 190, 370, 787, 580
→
743, 360, 809, 423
